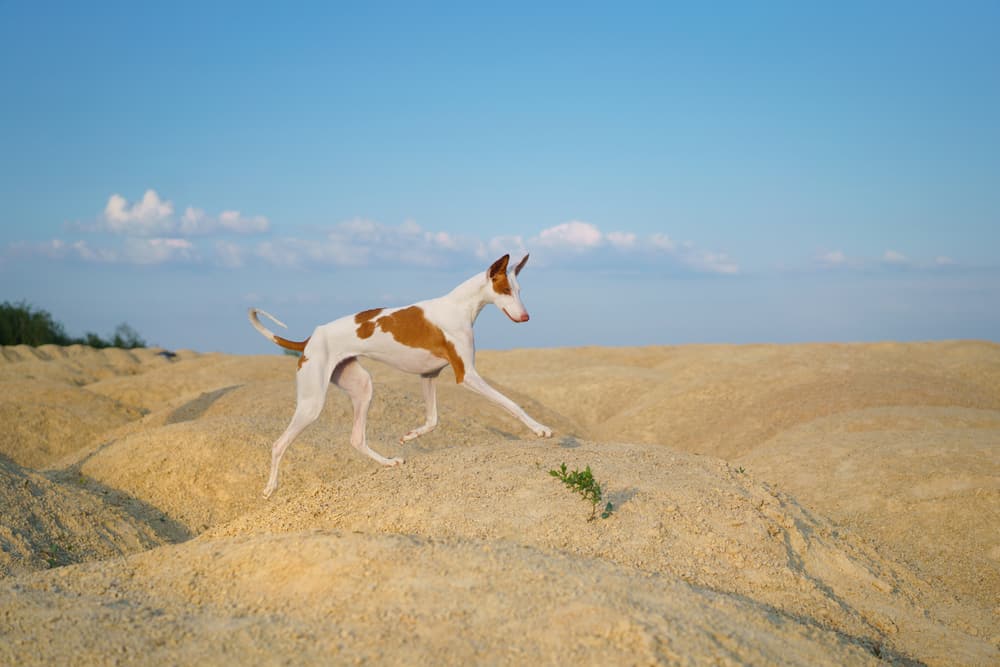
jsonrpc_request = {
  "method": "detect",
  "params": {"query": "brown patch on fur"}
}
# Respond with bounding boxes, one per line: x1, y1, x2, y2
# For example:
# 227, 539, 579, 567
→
374, 306, 466, 383
488, 255, 512, 295
271, 335, 311, 371
355, 308, 384, 323
274, 335, 309, 353
355, 308, 384, 339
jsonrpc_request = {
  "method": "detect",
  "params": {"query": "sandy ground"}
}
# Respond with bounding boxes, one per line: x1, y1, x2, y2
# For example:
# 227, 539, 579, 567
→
0, 341, 997, 665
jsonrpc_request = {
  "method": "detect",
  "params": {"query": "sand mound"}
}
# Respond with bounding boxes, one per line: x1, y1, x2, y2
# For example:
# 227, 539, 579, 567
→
0, 341, 996, 666
0, 345, 194, 467
479, 342, 1000, 460
1, 531, 895, 667
740, 406, 1000, 611
0, 380, 145, 468
84, 353, 279, 413
208, 440, 992, 665
0, 344, 193, 381
67, 360, 577, 534
0, 456, 166, 577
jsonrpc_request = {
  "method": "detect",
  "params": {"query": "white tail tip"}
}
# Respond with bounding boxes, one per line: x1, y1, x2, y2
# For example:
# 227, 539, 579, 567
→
254, 308, 288, 329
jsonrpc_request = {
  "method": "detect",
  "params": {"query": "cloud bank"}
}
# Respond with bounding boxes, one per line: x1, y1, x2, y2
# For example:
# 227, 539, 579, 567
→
96, 190, 270, 238
7, 188, 746, 273
814, 248, 956, 272
6, 190, 272, 265
2, 189, 960, 276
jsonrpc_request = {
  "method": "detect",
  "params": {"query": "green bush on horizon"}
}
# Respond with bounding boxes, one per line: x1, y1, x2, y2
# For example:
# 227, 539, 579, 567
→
0, 300, 146, 349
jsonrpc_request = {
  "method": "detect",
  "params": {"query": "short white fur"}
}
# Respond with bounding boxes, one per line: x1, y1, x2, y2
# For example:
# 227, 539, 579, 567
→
249, 254, 552, 498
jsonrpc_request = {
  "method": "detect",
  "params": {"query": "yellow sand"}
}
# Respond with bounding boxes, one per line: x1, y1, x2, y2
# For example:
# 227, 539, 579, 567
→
1, 341, 997, 665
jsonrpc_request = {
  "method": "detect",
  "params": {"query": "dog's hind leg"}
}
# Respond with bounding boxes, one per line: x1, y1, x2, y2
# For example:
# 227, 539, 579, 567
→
333, 357, 404, 467
262, 357, 331, 499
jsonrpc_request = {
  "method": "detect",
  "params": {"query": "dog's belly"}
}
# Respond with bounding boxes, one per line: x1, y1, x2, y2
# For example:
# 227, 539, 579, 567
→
364, 348, 449, 376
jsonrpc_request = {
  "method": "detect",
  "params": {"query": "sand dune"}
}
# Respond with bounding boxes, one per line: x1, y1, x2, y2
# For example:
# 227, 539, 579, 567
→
0, 341, 997, 665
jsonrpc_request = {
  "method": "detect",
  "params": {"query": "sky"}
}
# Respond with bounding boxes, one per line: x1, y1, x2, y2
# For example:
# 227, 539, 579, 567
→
1, 1, 998, 353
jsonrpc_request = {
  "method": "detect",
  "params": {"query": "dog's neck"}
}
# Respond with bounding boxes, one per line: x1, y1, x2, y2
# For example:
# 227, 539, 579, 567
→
444, 270, 495, 326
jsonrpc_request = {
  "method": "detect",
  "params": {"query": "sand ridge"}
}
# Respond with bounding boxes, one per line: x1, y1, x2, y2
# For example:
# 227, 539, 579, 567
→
0, 341, 997, 665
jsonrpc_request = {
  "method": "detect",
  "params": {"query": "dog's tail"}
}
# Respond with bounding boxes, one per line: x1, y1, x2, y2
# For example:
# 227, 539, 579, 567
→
248, 308, 309, 353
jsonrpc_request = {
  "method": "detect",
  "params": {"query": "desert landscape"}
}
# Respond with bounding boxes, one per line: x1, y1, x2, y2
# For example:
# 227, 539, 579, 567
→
0, 340, 997, 665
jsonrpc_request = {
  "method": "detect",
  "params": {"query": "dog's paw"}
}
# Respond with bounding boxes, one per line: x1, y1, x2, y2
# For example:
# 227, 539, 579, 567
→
387, 457, 405, 466
262, 485, 275, 500
535, 424, 553, 438
400, 424, 436, 443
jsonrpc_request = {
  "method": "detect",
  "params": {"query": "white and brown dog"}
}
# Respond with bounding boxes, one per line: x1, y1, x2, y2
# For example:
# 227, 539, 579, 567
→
249, 253, 552, 498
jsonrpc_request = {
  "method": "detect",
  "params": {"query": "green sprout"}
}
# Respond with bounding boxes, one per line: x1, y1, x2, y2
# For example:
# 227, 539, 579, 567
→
549, 463, 614, 521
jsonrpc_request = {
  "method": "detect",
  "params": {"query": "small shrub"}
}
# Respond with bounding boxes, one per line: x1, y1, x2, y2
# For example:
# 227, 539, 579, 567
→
40, 542, 73, 568
0, 300, 72, 346
549, 463, 614, 521
0, 300, 145, 348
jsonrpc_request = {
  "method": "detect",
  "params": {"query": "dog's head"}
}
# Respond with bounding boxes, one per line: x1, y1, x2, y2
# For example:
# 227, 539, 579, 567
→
487, 254, 531, 323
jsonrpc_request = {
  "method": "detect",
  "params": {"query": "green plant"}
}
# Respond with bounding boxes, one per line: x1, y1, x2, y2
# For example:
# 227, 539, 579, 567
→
0, 300, 72, 346
40, 542, 73, 568
549, 463, 614, 520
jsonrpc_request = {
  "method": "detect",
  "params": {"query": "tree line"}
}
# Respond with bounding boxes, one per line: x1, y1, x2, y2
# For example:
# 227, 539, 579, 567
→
0, 300, 146, 349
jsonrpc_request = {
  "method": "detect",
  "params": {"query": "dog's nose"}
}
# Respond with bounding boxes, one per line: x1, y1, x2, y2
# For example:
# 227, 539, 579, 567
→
519, 313, 530, 322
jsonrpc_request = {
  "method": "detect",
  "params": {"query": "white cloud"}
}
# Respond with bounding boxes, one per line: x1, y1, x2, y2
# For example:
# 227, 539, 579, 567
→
687, 251, 739, 275
3, 236, 201, 265
325, 219, 477, 267
70, 240, 117, 262
483, 234, 527, 259
3, 238, 116, 262
649, 233, 676, 252
336, 218, 382, 242
98, 190, 268, 237
811, 249, 958, 271
103, 190, 174, 235
179, 207, 210, 235
606, 231, 637, 249
819, 250, 848, 266
244, 220, 517, 270
122, 237, 196, 265
535, 221, 603, 249
219, 210, 270, 234
428, 230, 460, 250
400, 219, 422, 235
882, 249, 907, 264
19, 199, 745, 275
520, 220, 740, 274
254, 240, 305, 269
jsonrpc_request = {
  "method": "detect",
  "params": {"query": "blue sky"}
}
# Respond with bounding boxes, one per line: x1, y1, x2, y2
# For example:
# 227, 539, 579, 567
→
2, 1, 998, 353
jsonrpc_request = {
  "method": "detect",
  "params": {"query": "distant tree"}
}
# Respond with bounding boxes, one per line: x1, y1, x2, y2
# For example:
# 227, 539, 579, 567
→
0, 300, 146, 349
110, 323, 146, 349
0, 301, 72, 346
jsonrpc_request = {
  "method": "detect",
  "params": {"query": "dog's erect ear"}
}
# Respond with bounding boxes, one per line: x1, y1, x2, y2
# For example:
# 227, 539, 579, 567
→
513, 254, 529, 276
488, 254, 510, 279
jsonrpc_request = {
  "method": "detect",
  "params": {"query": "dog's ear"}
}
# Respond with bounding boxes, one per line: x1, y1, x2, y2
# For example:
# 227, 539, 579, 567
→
488, 254, 510, 279
513, 254, 529, 276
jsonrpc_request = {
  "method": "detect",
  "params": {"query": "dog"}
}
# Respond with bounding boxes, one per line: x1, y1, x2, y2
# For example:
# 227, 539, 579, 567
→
249, 253, 552, 498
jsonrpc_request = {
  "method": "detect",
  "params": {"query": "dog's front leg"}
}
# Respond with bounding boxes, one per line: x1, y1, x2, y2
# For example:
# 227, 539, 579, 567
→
460, 369, 552, 438
400, 373, 439, 443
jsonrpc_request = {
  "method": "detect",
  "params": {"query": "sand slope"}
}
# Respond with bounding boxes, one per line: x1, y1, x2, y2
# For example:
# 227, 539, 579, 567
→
0, 341, 997, 665
0, 456, 166, 577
